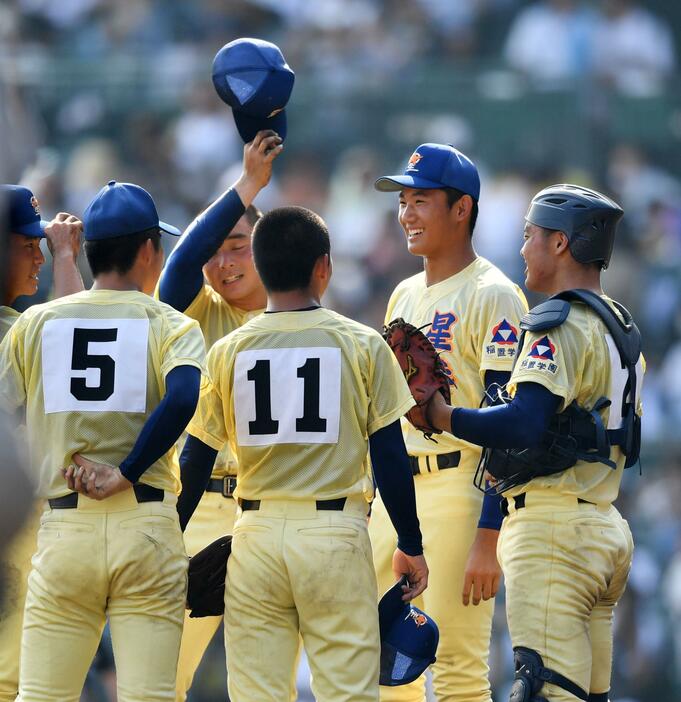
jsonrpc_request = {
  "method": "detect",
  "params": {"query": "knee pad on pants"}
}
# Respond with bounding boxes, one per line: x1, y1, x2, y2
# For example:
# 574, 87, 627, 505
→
509, 647, 588, 702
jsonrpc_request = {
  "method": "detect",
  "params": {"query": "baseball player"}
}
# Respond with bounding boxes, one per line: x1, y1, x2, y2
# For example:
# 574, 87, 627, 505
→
371, 143, 528, 702
157, 130, 281, 700
0, 184, 84, 702
181, 205, 428, 702
0, 180, 206, 702
426, 185, 642, 702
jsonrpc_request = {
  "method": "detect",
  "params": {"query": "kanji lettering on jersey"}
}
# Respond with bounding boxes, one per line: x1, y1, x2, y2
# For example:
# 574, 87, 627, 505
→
426, 311, 458, 352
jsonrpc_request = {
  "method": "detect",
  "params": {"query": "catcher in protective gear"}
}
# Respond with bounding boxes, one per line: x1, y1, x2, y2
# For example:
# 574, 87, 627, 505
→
186, 535, 232, 618
383, 318, 451, 439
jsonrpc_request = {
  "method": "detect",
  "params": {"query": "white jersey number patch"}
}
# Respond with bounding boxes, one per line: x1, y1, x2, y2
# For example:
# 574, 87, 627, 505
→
234, 347, 341, 446
42, 318, 149, 414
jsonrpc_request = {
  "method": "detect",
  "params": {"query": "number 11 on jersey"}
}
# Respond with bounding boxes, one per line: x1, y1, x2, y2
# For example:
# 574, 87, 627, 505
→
234, 347, 341, 447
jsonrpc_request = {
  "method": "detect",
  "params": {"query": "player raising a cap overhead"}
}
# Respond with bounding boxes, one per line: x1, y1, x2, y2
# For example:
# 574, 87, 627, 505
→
371, 144, 528, 702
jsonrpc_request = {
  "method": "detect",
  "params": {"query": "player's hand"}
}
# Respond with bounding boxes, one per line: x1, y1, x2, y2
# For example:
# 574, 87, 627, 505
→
234, 129, 283, 205
392, 549, 428, 602
44, 213, 83, 261
461, 528, 502, 606
425, 391, 452, 434
63, 454, 133, 500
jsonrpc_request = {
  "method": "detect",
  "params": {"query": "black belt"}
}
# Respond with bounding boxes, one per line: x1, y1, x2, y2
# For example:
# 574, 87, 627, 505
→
239, 497, 347, 512
408, 451, 461, 476
501, 492, 595, 517
206, 477, 237, 498
48, 484, 164, 509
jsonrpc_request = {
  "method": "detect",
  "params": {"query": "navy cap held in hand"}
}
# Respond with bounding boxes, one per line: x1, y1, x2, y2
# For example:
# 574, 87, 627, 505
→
212, 37, 294, 143
378, 577, 439, 686
83, 181, 181, 241
2, 184, 48, 238
374, 143, 480, 201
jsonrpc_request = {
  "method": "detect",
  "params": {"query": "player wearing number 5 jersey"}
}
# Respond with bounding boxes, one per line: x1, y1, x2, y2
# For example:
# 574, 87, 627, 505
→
0, 181, 206, 702
182, 206, 428, 702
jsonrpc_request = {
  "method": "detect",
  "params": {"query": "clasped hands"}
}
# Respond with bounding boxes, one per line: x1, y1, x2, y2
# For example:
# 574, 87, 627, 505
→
62, 454, 132, 500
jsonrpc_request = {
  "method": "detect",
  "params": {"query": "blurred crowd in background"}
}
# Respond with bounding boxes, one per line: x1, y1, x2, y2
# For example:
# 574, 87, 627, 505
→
1, 1, 680, 700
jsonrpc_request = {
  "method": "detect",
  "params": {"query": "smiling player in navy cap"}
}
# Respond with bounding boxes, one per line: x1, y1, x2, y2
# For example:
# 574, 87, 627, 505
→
0, 183, 84, 702
370, 143, 528, 702
0, 179, 207, 702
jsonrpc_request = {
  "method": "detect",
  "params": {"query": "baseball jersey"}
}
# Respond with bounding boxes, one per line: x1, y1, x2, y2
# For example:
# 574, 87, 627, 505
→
0, 289, 206, 499
507, 297, 645, 504
387, 256, 528, 457
188, 307, 415, 501
0, 305, 20, 342
182, 284, 263, 478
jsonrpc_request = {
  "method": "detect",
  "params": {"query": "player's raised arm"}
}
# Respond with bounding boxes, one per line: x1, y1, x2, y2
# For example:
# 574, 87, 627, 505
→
158, 130, 283, 312
44, 212, 85, 297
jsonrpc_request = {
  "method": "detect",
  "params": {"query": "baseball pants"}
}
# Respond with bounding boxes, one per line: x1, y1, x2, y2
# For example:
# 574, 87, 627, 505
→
498, 490, 633, 701
0, 502, 41, 702
225, 496, 378, 702
18, 489, 188, 702
369, 452, 494, 702
175, 489, 237, 702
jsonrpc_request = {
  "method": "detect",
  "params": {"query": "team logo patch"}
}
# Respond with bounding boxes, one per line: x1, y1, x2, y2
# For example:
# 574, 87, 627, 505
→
528, 335, 556, 361
490, 319, 518, 345
406, 152, 422, 171
30, 196, 40, 215
406, 609, 427, 627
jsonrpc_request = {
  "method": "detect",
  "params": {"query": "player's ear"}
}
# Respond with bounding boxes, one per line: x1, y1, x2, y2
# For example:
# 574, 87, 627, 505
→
554, 231, 570, 256
451, 194, 472, 226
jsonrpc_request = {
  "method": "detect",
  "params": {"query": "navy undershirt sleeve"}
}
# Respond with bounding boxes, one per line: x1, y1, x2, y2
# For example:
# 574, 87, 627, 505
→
451, 381, 562, 449
478, 370, 511, 530
369, 420, 423, 556
119, 365, 201, 483
158, 188, 245, 312
177, 435, 218, 531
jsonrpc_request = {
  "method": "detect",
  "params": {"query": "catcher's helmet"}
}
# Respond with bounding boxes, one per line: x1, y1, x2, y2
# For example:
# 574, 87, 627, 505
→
525, 184, 623, 269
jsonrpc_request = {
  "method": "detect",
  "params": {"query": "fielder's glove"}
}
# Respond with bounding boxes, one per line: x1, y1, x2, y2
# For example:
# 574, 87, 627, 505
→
186, 534, 232, 618
383, 318, 451, 439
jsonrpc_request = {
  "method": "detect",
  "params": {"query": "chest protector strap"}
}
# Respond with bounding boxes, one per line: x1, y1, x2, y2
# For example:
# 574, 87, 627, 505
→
478, 290, 641, 494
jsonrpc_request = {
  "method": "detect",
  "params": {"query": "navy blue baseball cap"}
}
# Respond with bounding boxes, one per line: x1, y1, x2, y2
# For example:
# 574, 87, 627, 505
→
374, 143, 480, 201
83, 181, 181, 241
2, 184, 48, 237
212, 38, 294, 143
378, 577, 439, 686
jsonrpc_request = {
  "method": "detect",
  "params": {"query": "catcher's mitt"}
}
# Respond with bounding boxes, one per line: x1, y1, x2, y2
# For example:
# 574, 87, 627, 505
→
186, 534, 232, 618
383, 318, 451, 439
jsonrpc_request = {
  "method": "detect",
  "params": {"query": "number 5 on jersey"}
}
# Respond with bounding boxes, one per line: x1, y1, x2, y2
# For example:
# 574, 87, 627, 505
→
42, 318, 149, 413
234, 347, 341, 446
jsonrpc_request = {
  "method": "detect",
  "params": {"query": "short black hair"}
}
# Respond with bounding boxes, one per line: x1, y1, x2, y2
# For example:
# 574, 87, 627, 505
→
252, 206, 330, 292
84, 227, 161, 277
443, 187, 478, 237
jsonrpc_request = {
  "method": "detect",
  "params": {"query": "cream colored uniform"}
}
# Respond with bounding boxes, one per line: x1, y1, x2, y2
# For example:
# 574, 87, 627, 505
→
188, 307, 414, 702
499, 298, 644, 701
0, 305, 42, 702
0, 289, 205, 702
369, 257, 527, 702
172, 283, 262, 701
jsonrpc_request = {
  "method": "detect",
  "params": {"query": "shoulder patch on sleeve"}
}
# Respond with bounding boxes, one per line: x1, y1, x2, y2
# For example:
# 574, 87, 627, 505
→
520, 299, 570, 332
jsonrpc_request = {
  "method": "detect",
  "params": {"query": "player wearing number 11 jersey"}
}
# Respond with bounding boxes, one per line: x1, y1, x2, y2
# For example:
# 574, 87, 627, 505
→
183, 206, 428, 702
0, 181, 205, 702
